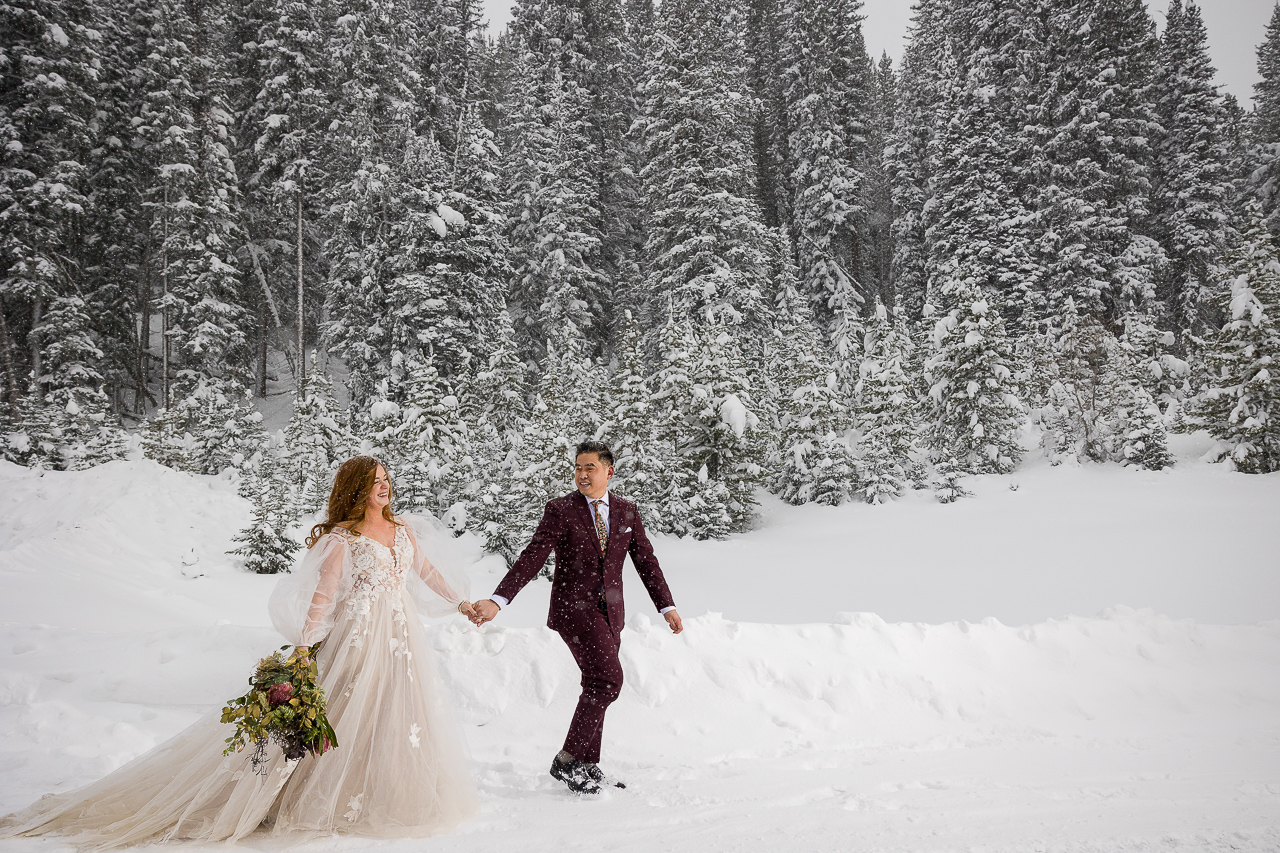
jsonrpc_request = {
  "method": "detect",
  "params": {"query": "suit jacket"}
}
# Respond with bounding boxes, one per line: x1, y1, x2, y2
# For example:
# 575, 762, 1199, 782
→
493, 491, 675, 637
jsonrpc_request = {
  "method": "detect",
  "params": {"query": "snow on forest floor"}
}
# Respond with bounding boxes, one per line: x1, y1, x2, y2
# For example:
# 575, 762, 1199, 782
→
0, 436, 1278, 852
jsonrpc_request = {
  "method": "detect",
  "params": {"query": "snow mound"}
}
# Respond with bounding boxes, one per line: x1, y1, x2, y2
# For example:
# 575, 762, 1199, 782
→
2, 459, 1278, 851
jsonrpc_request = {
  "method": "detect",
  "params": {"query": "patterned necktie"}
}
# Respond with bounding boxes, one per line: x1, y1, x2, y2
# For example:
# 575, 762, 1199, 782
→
591, 499, 608, 557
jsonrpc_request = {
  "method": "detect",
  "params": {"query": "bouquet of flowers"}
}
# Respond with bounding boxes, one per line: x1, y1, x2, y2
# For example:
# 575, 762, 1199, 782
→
221, 644, 338, 773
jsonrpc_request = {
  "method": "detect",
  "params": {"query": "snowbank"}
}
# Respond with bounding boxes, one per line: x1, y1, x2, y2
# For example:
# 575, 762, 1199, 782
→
1, 454, 1278, 851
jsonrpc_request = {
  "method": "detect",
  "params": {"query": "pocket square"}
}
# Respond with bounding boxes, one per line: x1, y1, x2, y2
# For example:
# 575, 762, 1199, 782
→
620, 526, 632, 533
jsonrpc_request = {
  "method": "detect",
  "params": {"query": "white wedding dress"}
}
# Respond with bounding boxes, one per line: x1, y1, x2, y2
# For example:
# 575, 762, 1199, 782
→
1, 515, 477, 848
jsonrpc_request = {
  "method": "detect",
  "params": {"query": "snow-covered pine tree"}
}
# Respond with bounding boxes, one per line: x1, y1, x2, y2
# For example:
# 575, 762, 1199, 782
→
1034, 0, 1164, 324
649, 317, 714, 537
506, 0, 637, 344
771, 279, 855, 506
502, 51, 607, 366
459, 307, 528, 450
19, 296, 129, 470
828, 273, 867, 404
1121, 309, 1193, 407
282, 368, 351, 516
931, 455, 969, 504
148, 0, 251, 393
83, 0, 158, 414
856, 298, 917, 503
777, 0, 870, 333
1151, 0, 1230, 338
862, 52, 897, 305
923, 6, 1039, 332
323, 0, 507, 411
464, 309, 533, 560
231, 478, 300, 574
392, 353, 475, 528
235, 0, 334, 390
743, 0, 788, 229
142, 377, 268, 476
604, 310, 668, 520
593, 0, 648, 331
0, 0, 98, 338
634, 0, 774, 348
632, 0, 776, 534
922, 279, 1024, 475
0, 0, 109, 436
1250, 3, 1280, 236
1191, 203, 1280, 473
659, 316, 764, 538
501, 331, 603, 569
321, 0, 432, 408
884, 0, 946, 320
1121, 387, 1174, 470
431, 100, 514, 393
1037, 299, 1138, 464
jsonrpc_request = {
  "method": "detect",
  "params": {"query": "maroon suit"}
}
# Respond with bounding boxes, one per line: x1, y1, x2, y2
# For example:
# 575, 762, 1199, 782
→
493, 490, 675, 763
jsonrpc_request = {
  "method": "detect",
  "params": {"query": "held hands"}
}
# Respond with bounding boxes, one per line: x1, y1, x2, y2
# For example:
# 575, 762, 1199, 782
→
461, 599, 680, 632
468, 599, 500, 626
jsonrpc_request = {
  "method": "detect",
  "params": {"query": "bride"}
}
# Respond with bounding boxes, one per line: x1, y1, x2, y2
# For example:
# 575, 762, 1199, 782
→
1, 456, 479, 846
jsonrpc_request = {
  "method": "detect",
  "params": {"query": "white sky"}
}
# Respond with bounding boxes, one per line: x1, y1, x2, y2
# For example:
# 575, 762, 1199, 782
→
479, 0, 1275, 107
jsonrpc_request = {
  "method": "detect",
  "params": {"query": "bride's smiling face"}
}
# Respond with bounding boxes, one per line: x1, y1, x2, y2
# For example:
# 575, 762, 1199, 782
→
366, 466, 391, 513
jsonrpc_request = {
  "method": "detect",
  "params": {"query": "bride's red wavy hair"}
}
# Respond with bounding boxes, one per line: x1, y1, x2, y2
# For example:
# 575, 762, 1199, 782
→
306, 456, 402, 548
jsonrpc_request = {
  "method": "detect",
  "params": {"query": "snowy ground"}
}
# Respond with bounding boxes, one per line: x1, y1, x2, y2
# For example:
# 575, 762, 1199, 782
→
1, 435, 1278, 851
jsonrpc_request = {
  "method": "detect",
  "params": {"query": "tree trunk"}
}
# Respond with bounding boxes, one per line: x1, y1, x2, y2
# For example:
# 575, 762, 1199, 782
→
258, 300, 268, 398
0, 305, 19, 404
296, 190, 305, 389
138, 255, 152, 415
30, 296, 43, 394
161, 185, 170, 408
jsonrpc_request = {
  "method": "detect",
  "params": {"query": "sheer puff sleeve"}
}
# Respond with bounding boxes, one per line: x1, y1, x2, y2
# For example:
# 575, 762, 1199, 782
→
401, 513, 472, 618
269, 532, 351, 646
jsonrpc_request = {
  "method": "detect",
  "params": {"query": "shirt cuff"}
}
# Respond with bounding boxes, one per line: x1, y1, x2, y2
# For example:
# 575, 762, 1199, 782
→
490, 594, 509, 609
659, 606, 676, 614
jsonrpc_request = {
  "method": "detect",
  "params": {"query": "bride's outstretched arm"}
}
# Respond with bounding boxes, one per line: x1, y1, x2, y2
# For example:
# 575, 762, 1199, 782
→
400, 515, 473, 618
406, 526, 460, 603
269, 534, 348, 646
301, 543, 345, 645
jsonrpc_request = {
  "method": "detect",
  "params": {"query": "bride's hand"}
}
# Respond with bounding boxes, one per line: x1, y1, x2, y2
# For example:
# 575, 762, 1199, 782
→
458, 601, 477, 620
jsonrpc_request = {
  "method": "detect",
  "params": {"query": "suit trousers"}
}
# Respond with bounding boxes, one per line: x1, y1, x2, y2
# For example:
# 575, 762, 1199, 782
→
557, 603, 623, 764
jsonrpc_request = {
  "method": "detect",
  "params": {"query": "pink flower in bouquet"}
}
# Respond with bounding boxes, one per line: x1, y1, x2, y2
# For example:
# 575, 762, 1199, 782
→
322, 737, 333, 754
267, 682, 294, 707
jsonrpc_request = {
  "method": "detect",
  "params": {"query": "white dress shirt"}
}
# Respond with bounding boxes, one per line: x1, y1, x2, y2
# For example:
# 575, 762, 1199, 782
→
489, 491, 675, 614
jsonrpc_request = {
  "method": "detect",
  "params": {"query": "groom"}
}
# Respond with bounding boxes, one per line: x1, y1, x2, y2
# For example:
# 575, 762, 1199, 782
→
470, 440, 682, 795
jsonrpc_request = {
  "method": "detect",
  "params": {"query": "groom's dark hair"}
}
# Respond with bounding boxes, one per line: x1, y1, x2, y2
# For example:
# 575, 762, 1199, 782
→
575, 440, 614, 467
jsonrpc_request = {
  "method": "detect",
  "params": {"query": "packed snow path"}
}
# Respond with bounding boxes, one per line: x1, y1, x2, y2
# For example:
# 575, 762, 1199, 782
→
1, 446, 1277, 851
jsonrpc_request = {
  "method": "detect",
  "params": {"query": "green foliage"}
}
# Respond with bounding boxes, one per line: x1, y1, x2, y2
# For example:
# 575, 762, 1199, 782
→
282, 370, 352, 517
1190, 208, 1280, 473
857, 300, 917, 503
922, 282, 1024, 475
771, 282, 856, 506
231, 478, 300, 575
142, 378, 267, 476
221, 645, 337, 770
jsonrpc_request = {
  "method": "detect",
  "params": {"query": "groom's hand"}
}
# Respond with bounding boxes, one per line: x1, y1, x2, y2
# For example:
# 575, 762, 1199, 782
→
472, 599, 500, 625
664, 609, 683, 634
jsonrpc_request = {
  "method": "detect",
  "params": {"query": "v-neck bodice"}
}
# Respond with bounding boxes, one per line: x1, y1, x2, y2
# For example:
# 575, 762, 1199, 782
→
338, 525, 413, 593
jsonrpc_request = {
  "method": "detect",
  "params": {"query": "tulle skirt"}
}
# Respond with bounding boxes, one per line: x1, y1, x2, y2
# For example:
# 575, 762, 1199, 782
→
0, 591, 477, 848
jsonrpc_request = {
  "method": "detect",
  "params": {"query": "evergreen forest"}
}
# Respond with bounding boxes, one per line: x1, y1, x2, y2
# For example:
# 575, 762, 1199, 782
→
3, 0, 1280, 560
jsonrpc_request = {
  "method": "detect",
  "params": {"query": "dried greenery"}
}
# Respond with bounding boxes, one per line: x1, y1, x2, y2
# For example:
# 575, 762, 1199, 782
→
221, 645, 338, 773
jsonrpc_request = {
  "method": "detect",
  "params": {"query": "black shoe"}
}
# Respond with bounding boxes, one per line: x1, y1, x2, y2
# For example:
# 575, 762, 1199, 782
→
583, 763, 626, 789
550, 752, 601, 795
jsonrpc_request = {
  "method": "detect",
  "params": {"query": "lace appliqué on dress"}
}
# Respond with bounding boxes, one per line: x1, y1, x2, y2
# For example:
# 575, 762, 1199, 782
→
338, 527, 416, 680
344, 793, 364, 823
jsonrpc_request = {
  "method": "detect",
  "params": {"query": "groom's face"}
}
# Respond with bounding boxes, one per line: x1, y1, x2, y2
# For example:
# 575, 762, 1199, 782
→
574, 453, 614, 499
